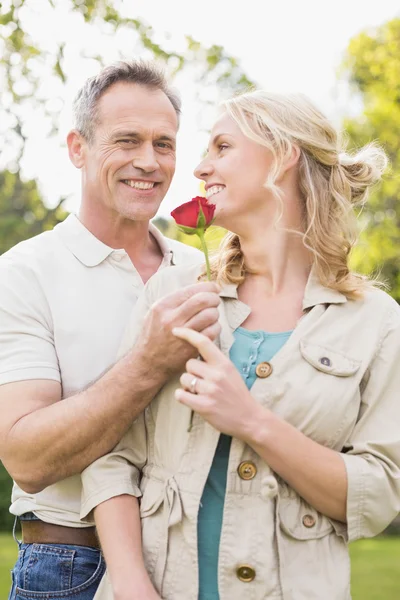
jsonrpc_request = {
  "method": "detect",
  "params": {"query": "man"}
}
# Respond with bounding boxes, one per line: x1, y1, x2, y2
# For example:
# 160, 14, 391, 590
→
0, 61, 221, 599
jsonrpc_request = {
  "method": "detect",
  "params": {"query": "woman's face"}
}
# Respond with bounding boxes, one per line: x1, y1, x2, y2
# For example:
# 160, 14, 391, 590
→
194, 112, 275, 230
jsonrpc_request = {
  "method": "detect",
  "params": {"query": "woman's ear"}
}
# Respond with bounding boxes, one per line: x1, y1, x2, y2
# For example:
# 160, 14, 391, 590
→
283, 144, 301, 173
67, 130, 85, 169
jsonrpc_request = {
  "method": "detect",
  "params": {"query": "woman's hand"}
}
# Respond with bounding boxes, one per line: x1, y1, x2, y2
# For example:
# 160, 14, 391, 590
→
115, 591, 162, 600
172, 327, 264, 440
114, 578, 162, 600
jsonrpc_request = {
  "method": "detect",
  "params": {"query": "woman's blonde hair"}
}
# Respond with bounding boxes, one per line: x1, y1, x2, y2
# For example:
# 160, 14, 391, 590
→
204, 90, 388, 299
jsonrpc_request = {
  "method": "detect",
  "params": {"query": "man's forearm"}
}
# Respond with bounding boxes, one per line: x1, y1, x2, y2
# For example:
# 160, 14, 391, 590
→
6, 350, 165, 493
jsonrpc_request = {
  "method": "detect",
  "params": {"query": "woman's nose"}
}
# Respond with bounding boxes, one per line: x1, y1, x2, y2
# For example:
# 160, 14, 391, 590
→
194, 157, 213, 180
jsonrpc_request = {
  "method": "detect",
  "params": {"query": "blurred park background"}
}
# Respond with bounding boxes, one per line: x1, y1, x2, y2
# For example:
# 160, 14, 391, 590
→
0, 0, 400, 597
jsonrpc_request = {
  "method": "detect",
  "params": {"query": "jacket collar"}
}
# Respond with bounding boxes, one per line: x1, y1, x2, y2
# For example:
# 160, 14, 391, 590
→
54, 214, 174, 267
302, 267, 347, 310
218, 265, 347, 309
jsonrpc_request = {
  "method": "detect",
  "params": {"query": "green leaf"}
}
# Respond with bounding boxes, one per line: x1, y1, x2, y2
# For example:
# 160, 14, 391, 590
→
176, 224, 197, 236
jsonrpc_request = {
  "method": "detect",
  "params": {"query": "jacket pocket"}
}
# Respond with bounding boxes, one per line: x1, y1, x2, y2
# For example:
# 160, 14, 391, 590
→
300, 340, 361, 377
279, 497, 333, 540
277, 496, 351, 600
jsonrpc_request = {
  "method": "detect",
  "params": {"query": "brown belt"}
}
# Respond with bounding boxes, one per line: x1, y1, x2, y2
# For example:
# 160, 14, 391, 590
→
21, 520, 101, 549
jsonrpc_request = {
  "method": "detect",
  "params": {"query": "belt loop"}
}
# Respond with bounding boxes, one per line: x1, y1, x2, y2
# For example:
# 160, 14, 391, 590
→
12, 515, 22, 547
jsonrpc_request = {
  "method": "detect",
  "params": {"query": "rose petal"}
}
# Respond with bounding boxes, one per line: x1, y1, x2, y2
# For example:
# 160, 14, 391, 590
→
171, 199, 200, 228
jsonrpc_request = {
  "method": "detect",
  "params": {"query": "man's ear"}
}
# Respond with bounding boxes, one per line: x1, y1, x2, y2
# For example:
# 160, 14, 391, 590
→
67, 130, 86, 169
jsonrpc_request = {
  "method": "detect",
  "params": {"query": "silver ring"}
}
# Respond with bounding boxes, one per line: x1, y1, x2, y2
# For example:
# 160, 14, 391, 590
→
189, 377, 198, 394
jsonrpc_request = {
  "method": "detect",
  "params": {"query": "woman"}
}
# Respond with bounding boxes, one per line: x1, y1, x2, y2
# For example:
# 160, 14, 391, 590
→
81, 90, 400, 600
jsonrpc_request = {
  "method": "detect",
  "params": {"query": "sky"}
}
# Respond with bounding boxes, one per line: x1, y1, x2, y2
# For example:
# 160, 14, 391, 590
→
6, 0, 400, 218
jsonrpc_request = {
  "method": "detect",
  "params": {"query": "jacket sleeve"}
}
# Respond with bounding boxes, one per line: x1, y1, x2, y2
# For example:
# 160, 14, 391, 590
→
80, 284, 154, 521
80, 415, 148, 520
341, 303, 400, 541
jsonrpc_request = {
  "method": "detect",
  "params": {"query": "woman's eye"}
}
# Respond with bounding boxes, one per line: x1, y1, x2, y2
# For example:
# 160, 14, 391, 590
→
218, 144, 229, 151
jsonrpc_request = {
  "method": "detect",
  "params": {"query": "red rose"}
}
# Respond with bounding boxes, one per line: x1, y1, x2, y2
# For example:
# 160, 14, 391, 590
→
171, 196, 215, 232
171, 196, 216, 281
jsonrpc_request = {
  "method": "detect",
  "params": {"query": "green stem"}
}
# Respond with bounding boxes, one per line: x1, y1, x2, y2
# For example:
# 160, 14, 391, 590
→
187, 229, 210, 433
197, 230, 211, 280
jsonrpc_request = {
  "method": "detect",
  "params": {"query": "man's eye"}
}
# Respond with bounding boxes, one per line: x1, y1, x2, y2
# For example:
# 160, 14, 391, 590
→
156, 142, 173, 149
118, 139, 136, 144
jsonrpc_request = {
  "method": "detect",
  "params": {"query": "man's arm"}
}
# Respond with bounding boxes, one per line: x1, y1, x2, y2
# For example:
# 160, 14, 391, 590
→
0, 281, 221, 493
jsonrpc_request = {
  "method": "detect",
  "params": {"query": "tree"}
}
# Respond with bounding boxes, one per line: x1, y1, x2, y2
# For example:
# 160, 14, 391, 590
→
0, 0, 254, 256
343, 18, 400, 301
0, 0, 254, 170
0, 170, 67, 253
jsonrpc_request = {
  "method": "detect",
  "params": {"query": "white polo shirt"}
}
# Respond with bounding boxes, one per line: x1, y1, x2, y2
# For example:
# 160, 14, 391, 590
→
0, 214, 203, 527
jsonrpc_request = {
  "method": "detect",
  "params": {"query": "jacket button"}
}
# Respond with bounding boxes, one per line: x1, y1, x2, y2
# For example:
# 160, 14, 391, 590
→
319, 356, 331, 367
236, 565, 256, 582
237, 461, 257, 480
302, 514, 316, 528
255, 361, 273, 378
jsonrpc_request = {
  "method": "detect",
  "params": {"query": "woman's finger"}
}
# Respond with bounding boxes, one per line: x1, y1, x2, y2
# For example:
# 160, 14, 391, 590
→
185, 358, 214, 378
175, 388, 209, 412
172, 327, 224, 365
179, 372, 214, 396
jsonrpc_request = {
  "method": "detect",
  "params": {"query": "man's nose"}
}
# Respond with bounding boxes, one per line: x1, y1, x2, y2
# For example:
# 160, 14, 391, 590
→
132, 144, 159, 172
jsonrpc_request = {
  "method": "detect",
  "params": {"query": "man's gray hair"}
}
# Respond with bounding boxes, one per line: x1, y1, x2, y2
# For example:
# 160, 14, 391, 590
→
73, 60, 181, 143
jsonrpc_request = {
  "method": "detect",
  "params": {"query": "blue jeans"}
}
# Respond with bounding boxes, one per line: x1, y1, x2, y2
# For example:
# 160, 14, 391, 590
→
8, 514, 106, 600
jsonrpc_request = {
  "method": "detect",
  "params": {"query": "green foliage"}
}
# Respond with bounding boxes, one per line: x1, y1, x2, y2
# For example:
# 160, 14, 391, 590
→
0, 0, 255, 256
153, 217, 227, 254
0, 464, 13, 532
0, 0, 255, 167
343, 19, 400, 301
0, 170, 68, 254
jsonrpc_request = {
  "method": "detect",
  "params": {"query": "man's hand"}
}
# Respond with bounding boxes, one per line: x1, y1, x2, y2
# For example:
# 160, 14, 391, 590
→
0, 284, 221, 491
131, 282, 221, 377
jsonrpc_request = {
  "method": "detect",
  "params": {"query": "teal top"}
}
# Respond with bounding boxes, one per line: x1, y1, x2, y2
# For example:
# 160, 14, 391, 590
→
197, 327, 292, 600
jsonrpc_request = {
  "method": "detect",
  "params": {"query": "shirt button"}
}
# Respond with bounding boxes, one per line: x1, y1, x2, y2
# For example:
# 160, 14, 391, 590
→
302, 514, 316, 528
255, 362, 273, 378
319, 356, 331, 367
236, 565, 256, 582
237, 461, 257, 480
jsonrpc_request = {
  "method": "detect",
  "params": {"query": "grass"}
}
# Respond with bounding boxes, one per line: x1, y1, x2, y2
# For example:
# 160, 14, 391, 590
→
350, 537, 400, 599
0, 533, 400, 598
0, 533, 16, 598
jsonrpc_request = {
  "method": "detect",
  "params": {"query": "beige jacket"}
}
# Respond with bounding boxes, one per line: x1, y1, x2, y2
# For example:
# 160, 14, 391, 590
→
82, 264, 400, 600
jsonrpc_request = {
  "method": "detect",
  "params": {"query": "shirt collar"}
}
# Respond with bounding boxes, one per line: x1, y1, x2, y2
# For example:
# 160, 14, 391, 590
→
218, 265, 347, 309
54, 214, 174, 267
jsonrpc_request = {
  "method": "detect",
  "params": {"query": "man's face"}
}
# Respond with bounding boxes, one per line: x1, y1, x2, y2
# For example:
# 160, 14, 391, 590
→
80, 82, 178, 222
